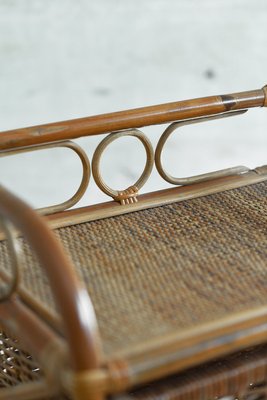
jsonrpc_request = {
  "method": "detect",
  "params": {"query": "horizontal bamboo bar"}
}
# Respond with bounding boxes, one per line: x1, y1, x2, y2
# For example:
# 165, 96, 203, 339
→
0, 87, 266, 151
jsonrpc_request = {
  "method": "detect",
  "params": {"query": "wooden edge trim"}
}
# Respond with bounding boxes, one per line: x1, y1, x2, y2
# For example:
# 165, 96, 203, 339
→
56, 305, 267, 396
0, 87, 265, 151
45, 303, 267, 396
0, 169, 265, 240
119, 348, 267, 400
0, 186, 101, 371
121, 306, 267, 387
45, 168, 267, 232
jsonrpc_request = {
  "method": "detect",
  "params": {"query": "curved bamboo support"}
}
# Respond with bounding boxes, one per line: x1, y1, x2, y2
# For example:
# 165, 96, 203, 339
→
155, 110, 250, 185
0, 141, 91, 215
0, 217, 20, 301
92, 129, 154, 204
0, 86, 266, 151
0, 185, 101, 372
263, 85, 267, 106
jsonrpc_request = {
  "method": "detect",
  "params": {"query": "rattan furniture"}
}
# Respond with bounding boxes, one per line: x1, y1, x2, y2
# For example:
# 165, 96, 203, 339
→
0, 86, 266, 400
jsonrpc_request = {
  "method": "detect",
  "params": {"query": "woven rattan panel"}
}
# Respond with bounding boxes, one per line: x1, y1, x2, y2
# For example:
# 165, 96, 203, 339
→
0, 181, 266, 356
0, 330, 69, 398
0, 332, 41, 388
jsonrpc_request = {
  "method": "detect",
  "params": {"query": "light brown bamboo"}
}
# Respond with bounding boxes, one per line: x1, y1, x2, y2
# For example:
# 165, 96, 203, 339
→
0, 87, 266, 151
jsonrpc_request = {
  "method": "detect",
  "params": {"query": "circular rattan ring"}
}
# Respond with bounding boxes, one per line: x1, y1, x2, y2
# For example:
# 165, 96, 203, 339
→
0, 217, 20, 302
92, 129, 154, 204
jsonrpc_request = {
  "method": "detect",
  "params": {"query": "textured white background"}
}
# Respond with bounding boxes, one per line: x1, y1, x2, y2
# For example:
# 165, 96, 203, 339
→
0, 0, 267, 210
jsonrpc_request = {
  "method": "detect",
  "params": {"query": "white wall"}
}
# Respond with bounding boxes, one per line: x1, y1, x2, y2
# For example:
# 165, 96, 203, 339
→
0, 0, 267, 207
0, 3, 266, 398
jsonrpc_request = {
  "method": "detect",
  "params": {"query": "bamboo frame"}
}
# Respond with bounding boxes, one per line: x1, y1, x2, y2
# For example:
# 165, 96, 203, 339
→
0, 85, 266, 399
1, 87, 266, 209
46, 168, 267, 232
0, 186, 101, 373
1, 170, 266, 398
0, 87, 266, 151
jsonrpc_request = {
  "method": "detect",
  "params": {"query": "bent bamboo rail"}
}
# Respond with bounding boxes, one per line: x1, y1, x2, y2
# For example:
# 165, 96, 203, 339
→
0, 185, 101, 372
0, 86, 266, 151
0, 86, 266, 399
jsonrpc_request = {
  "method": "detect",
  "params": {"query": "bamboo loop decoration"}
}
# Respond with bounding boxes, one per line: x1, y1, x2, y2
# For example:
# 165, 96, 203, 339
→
0, 86, 266, 211
0, 86, 266, 399
0, 217, 20, 301
155, 110, 250, 185
0, 141, 91, 215
92, 129, 154, 205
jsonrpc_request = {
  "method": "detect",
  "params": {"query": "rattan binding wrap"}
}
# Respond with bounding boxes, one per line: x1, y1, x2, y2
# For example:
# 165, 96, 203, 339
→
0, 181, 266, 359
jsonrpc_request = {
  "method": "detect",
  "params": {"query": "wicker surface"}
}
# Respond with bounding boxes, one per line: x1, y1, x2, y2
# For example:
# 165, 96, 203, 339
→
0, 331, 41, 387
0, 331, 68, 399
1, 336, 267, 399
115, 344, 267, 400
0, 181, 266, 356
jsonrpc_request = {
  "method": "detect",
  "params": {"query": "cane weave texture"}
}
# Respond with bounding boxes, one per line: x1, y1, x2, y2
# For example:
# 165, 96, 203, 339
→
0, 331, 41, 388
0, 181, 266, 356
0, 331, 69, 398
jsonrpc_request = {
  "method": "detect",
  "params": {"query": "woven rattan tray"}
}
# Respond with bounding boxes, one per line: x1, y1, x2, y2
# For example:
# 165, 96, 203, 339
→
0, 86, 266, 399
